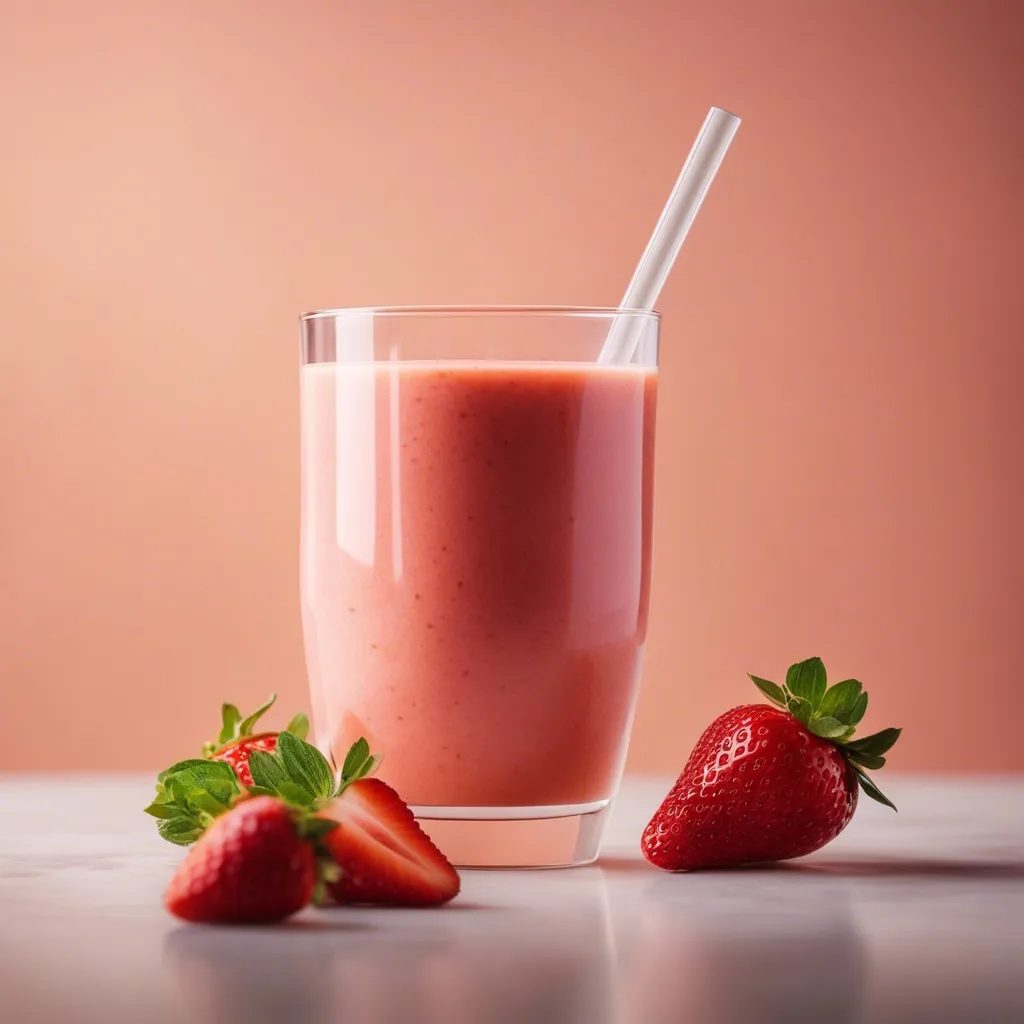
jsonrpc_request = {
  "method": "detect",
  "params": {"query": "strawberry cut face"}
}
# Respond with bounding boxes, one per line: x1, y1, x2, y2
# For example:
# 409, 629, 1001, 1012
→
322, 778, 461, 907
149, 723, 460, 908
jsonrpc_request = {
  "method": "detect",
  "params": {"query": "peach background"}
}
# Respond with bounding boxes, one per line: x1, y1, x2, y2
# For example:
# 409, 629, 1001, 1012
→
1, 1, 1022, 772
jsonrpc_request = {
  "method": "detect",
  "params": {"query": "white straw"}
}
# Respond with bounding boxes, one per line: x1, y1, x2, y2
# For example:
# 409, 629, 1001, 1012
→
598, 106, 741, 364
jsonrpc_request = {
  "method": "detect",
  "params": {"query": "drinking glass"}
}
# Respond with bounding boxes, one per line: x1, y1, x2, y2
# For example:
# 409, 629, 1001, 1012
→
300, 306, 658, 867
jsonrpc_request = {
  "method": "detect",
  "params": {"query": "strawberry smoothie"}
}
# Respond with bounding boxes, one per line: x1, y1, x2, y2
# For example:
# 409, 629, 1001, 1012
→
300, 361, 656, 814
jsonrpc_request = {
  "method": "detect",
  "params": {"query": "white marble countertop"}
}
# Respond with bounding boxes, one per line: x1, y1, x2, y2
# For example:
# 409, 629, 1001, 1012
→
1, 775, 1022, 1024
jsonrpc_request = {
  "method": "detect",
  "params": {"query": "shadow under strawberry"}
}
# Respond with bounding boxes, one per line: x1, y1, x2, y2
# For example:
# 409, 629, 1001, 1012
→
768, 856, 1024, 879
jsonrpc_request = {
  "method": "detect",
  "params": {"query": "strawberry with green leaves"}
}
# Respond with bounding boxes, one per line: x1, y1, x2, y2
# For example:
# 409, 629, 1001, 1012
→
146, 757, 249, 847
642, 657, 902, 871
148, 731, 460, 907
163, 795, 339, 924
203, 694, 310, 787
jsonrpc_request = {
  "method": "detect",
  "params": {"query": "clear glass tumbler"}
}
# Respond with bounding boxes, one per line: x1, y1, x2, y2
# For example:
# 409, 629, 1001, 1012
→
300, 306, 658, 867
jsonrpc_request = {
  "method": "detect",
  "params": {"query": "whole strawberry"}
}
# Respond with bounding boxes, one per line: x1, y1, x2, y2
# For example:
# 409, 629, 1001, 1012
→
642, 658, 901, 871
204, 694, 310, 787
163, 795, 336, 924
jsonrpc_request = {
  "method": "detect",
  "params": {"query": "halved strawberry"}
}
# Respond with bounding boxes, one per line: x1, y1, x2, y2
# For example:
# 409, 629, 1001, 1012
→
148, 726, 461, 908
321, 778, 461, 907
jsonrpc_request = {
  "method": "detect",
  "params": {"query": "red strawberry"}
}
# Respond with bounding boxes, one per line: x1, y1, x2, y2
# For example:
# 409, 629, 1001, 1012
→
321, 778, 461, 907
204, 694, 310, 787
642, 657, 901, 871
148, 728, 461, 909
163, 796, 322, 924
211, 734, 278, 788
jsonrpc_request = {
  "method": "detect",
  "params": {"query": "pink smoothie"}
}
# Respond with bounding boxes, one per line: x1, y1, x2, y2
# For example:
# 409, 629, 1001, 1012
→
300, 361, 656, 809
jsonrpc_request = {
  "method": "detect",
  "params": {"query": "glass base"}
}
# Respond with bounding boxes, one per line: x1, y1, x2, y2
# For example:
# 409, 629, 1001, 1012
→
411, 801, 611, 869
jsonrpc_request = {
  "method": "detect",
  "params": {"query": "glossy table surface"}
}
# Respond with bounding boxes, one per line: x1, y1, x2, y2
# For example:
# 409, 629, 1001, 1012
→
1, 775, 1021, 1024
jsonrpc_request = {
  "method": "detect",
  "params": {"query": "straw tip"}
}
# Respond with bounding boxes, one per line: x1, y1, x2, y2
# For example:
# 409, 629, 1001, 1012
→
710, 105, 741, 123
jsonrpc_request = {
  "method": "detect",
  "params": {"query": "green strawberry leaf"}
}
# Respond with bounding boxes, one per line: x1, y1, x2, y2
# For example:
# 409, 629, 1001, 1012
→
749, 675, 787, 708
204, 779, 238, 806
160, 759, 237, 788
343, 737, 381, 783
164, 775, 193, 807
807, 715, 848, 739
248, 749, 288, 791
846, 750, 886, 771
848, 691, 868, 726
148, 708, 383, 852
148, 756, 244, 847
786, 658, 827, 710
845, 727, 902, 757
276, 732, 334, 800
161, 769, 238, 814
143, 801, 180, 819
157, 817, 205, 846
218, 703, 242, 745
285, 713, 310, 741
158, 758, 222, 784
244, 785, 277, 798
852, 765, 897, 811
819, 679, 862, 721
337, 738, 382, 793
187, 788, 231, 817
749, 660, 900, 814
341, 737, 370, 780
276, 781, 316, 808
786, 696, 813, 725
238, 694, 277, 737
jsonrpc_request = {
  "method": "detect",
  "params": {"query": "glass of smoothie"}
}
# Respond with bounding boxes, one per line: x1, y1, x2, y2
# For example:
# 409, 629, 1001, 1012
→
300, 306, 658, 867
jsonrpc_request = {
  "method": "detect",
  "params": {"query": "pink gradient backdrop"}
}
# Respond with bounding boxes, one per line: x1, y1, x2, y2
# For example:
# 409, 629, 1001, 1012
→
1, 1, 1021, 771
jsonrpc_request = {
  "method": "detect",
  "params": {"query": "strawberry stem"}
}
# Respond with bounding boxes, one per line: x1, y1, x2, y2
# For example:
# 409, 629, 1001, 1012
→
148, 734, 383, 845
750, 658, 902, 811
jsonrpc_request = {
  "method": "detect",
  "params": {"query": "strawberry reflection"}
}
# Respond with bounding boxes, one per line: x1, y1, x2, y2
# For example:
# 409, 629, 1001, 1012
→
623, 870, 866, 1024
164, 870, 619, 1024
164, 920, 352, 1024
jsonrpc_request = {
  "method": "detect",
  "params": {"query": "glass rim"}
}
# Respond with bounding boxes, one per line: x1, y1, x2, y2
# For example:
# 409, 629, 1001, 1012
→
300, 304, 662, 323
